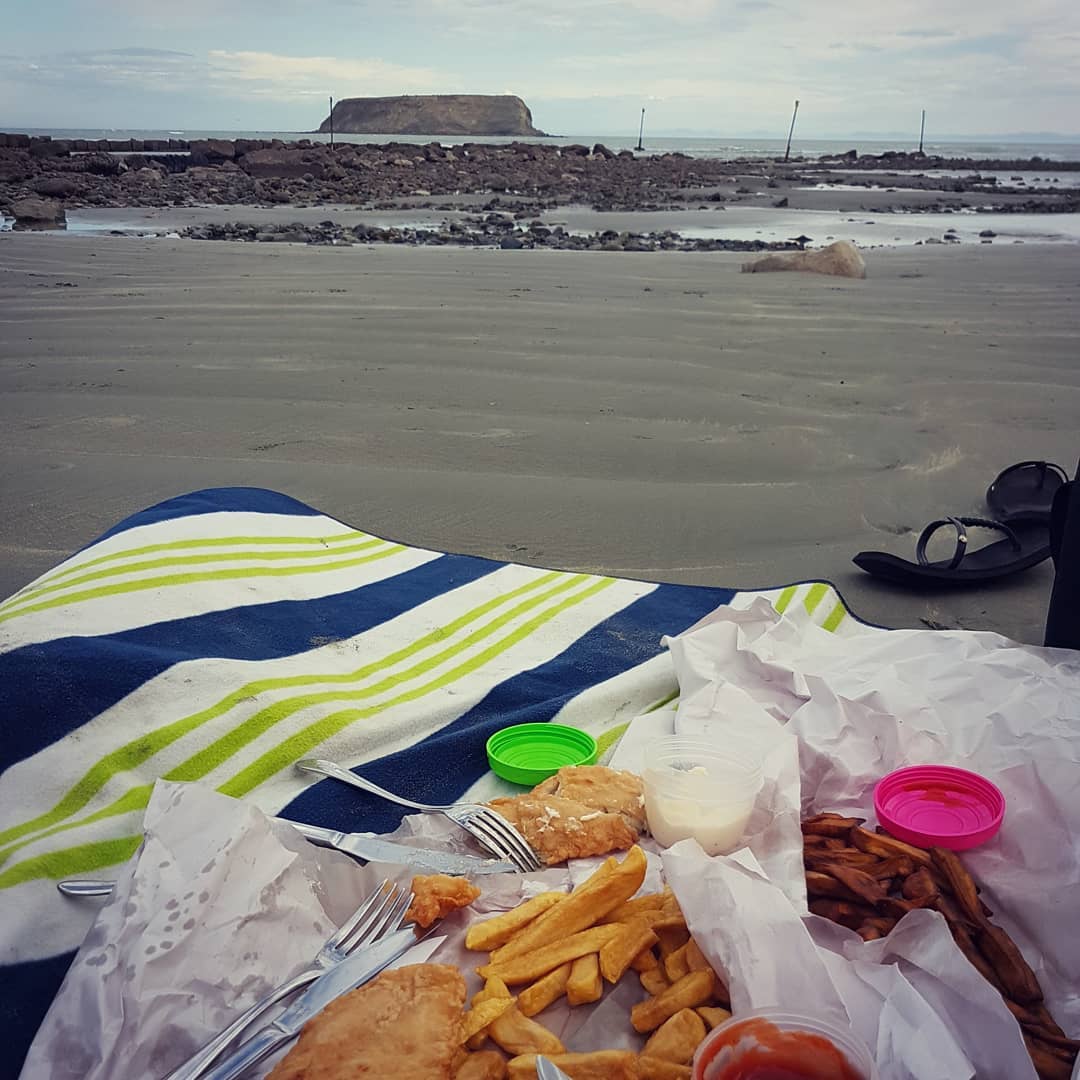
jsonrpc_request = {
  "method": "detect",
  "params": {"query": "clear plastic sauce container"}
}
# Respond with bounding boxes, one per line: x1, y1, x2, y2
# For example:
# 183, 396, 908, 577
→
692, 1010, 877, 1080
642, 735, 763, 855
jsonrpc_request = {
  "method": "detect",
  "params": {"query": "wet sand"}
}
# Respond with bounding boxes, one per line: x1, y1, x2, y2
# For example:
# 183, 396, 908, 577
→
1, 234, 1077, 643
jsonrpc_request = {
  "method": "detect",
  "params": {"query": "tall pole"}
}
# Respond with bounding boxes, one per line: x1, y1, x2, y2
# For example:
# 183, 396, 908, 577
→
636, 108, 645, 151
784, 99, 799, 162
918, 108, 926, 154
329, 95, 334, 147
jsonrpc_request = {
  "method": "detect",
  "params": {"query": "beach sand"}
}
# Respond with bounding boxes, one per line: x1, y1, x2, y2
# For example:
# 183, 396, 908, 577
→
1, 234, 1077, 643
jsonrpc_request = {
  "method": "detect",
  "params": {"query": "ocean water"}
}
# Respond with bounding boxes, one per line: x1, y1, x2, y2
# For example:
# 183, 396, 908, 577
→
12, 128, 1080, 164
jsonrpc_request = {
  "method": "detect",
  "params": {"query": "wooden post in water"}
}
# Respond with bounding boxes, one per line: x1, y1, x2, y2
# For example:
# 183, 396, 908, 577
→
329, 96, 334, 147
918, 109, 926, 154
784, 99, 800, 162
636, 108, 645, 151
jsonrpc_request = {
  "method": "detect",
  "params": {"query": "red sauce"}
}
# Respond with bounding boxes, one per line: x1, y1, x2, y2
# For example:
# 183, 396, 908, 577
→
695, 1018, 867, 1080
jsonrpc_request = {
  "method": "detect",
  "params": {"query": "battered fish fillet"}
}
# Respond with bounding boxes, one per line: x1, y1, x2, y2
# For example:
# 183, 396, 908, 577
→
407, 873, 482, 929
488, 766, 646, 865
267, 963, 466, 1080
533, 766, 646, 832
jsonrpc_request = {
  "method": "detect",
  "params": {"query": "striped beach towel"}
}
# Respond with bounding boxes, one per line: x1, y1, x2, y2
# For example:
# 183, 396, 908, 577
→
0, 487, 865, 1074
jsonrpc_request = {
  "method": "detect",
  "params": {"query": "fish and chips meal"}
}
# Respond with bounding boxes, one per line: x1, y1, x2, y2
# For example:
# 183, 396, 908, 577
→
254, 770, 1079, 1079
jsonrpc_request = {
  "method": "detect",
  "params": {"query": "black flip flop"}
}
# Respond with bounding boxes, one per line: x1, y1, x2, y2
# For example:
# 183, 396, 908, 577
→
986, 460, 1067, 522
853, 515, 1051, 589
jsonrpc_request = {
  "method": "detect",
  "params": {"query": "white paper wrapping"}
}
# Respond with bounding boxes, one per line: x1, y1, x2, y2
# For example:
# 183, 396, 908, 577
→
21, 783, 447, 1080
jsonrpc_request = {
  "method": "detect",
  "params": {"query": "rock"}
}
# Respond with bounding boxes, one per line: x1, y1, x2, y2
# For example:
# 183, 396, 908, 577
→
30, 139, 71, 158
772, 197, 789, 208
77, 152, 121, 176
320, 94, 545, 136
9, 197, 66, 226
33, 176, 83, 197
189, 139, 236, 161
979, 229, 997, 238
240, 148, 325, 179
741, 240, 866, 279
499, 236, 524, 249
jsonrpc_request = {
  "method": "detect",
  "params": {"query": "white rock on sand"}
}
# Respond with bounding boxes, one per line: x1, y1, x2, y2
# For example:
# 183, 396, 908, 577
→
741, 240, 866, 278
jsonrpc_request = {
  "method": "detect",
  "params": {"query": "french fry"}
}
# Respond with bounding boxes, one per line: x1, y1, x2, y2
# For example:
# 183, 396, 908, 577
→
631, 970, 715, 1033
805, 870, 859, 901
638, 1058, 693, 1079
604, 890, 668, 924
517, 961, 573, 1018
506, 1051, 638, 1080
455, 1050, 509, 1080
869, 855, 916, 881
643, 1007, 707, 1064
1022, 1037, 1075, 1080
640, 967, 671, 996
803, 848, 882, 871
656, 925, 690, 958
465, 976, 513, 1049
488, 1005, 565, 1057
490, 848, 646, 963
808, 899, 877, 930
631, 946, 660, 973
663, 942, 691, 982
600, 920, 659, 984
929, 847, 985, 924
977, 923, 1043, 1004
801, 813, 865, 837
695, 1005, 732, 1030
823, 863, 888, 905
849, 826, 933, 867
479, 924, 623, 986
462, 996, 516, 1043
684, 938, 712, 975
466, 892, 566, 952
901, 866, 939, 901
567, 953, 603, 1006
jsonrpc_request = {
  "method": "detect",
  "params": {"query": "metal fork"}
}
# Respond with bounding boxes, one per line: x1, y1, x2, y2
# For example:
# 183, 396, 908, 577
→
164, 879, 413, 1080
296, 758, 543, 872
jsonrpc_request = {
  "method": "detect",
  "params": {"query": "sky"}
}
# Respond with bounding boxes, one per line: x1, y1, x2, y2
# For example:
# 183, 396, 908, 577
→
2, 0, 1079, 138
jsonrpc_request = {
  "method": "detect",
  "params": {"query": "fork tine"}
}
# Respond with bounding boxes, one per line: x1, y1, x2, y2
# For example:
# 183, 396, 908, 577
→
473, 808, 542, 871
465, 813, 535, 872
458, 820, 516, 864
337, 882, 401, 951
327, 879, 391, 949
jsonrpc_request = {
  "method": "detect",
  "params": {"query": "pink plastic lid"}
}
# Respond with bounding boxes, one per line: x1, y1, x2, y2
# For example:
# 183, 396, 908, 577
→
873, 765, 1005, 851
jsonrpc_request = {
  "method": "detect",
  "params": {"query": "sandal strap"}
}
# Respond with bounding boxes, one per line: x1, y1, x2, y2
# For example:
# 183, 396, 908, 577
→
991, 460, 1069, 492
916, 516, 1021, 569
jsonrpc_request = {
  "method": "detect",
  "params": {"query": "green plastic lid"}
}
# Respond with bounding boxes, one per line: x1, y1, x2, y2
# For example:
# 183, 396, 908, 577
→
486, 723, 598, 787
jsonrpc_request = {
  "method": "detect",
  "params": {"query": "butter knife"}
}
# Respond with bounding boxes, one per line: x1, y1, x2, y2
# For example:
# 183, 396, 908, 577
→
58, 821, 515, 897
202, 925, 417, 1080
288, 821, 516, 875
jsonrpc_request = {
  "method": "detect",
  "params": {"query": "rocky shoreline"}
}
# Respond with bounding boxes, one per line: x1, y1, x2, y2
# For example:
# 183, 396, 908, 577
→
179, 216, 806, 252
2, 133, 1080, 233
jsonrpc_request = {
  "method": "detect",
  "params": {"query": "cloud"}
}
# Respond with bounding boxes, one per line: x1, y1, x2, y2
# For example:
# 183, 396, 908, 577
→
206, 51, 449, 98
2, 47, 452, 103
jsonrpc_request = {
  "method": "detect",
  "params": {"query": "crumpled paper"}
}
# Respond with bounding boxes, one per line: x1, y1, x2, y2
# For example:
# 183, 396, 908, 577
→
648, 596, 1080, 1078
21, 782, 444, 1080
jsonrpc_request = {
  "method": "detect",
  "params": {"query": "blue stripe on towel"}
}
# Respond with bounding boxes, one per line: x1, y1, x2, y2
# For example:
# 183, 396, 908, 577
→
281, 581, 735, 835
94, 487, 326, 542
0, 553, 500, 772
